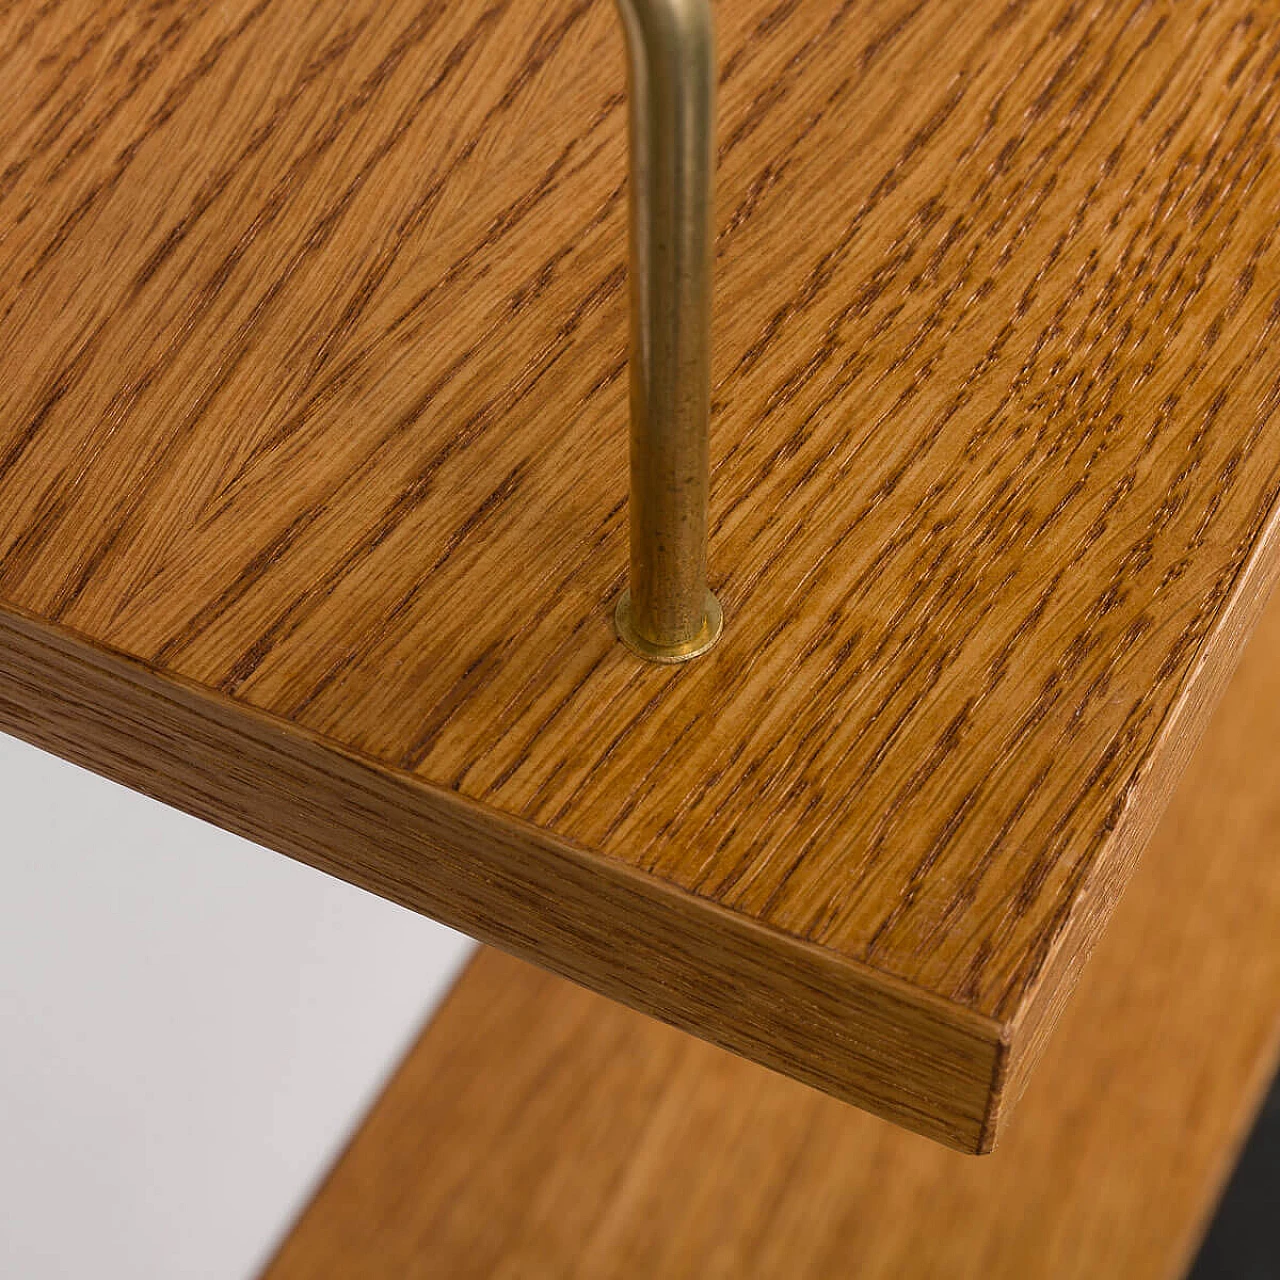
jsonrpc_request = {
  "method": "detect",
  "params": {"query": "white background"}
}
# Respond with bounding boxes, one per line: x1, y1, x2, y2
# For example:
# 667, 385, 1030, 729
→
0, 731, 475, 1279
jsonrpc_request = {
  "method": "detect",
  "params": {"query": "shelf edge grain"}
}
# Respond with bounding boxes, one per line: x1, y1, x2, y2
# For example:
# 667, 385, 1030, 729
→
6, 469, 1279, 1155
990, 481, 1280, 1142
0, 602, 1001, 1152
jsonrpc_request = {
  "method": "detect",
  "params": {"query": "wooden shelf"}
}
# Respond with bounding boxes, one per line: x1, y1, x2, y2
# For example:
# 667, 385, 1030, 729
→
267, 584, 1280, 1278
3, 0, 1280, 1152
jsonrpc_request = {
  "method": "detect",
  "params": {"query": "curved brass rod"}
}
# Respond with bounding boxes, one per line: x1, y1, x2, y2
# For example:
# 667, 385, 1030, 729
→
612, 0, 722, 663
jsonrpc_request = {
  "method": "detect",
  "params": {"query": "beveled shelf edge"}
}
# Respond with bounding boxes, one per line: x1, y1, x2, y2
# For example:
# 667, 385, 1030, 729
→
0, 599, 1004, 1152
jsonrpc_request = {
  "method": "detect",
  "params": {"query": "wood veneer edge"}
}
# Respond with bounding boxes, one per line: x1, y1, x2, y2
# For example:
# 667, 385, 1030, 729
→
0, 600, 1002, 1151
987, 474, 1280, 1145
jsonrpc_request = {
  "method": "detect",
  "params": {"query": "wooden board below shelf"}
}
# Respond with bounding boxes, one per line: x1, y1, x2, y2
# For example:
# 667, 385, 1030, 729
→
263, 584, 1280, 1279
5, 0, 1280, 1149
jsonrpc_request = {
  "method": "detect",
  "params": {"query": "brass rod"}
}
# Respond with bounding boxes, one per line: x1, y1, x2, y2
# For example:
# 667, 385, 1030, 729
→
612, 0, 722, 663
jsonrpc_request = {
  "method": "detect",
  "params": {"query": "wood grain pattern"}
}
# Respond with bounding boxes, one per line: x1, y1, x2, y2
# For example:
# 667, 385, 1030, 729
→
3, 0, 1280, 1148
265, 584, 1280, 1278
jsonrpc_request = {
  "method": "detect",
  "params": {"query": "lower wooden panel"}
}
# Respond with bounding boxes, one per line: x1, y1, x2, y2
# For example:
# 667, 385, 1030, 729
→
263, 591, 1280, 1280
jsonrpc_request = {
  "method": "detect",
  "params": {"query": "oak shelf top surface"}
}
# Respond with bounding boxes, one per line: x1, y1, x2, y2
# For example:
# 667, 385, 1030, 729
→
3, 0, 1280, 1146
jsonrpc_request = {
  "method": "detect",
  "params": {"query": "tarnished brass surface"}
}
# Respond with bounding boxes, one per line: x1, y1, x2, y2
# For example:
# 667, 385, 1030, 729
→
613, 0, 722, 661
615, 587, 722, 663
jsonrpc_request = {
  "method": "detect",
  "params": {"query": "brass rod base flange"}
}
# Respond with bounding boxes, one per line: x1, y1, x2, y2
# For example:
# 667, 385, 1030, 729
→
615, 590, 723, 664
